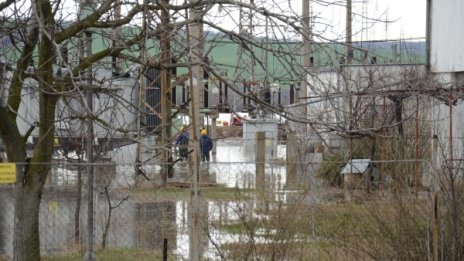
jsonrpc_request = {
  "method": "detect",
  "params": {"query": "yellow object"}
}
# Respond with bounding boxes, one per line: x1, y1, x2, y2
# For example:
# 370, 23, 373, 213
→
0, 163, 16, 184
54, 138, 59, 145
201, 129, 207, 135
48, 200, 59, 215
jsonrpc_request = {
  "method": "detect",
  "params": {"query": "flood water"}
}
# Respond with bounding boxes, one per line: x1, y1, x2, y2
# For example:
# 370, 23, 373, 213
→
0, 138, 323, 260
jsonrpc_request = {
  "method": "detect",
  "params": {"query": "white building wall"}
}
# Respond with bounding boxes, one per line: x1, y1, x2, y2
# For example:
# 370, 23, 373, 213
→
429, 0, 464, 167
16, 78, 40, 139
307, 64, 427, 131
5, 72, 140, 140
431, 99, 464, 163
307, 70, 340, 124
93, 77, 139, 138
430, 0, 464, 73
243, 120, 278, 160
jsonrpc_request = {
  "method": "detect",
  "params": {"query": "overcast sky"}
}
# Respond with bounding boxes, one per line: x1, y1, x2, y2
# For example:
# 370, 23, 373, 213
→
311, 0, 427, 41
8, 0, 427, 42
207, 0, 427, 42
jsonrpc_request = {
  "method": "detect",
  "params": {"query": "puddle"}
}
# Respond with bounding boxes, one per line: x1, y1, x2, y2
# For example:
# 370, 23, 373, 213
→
0, 138, 321, 260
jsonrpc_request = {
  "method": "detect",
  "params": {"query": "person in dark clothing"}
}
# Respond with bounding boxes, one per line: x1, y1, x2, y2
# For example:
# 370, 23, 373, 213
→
175, 127, 189, 160
200, 129, 213, 162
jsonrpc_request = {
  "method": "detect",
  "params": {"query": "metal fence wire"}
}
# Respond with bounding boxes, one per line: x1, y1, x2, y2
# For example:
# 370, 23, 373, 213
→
0, 137, 452, 260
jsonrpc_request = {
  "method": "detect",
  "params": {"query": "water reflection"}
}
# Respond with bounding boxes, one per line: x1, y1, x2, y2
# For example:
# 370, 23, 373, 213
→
0, 138, 298, 260
0, 186, 331, 260
47, 138, 287, 190
0, 189, 179, 257
0, 189, 253, 260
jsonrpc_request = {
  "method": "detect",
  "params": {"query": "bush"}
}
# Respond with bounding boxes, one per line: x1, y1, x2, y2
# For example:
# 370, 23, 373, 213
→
317, 154, 344, 187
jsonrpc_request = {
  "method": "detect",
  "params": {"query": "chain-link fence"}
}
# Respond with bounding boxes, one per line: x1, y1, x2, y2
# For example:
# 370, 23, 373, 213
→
0, 135, 458, 260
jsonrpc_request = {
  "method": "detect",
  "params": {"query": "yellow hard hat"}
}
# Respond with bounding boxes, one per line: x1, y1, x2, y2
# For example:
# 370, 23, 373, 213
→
200, 129, 207, 135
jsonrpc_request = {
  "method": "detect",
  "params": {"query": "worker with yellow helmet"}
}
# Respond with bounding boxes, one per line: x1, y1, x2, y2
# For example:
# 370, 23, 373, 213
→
175, 126, 189, 160
199, 128, 213, 162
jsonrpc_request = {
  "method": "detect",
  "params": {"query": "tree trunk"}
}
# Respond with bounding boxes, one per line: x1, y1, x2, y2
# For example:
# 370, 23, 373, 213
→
13, 169, 45, 261
12, 20, 57, 259
102, 187, 112, 248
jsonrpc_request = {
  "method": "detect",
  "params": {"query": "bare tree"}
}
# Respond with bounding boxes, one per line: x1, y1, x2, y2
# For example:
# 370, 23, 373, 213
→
0, 0, 440, 260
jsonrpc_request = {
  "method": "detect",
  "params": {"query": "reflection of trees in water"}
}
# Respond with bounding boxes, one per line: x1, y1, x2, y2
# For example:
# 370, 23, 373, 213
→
2, 161, 312, 260
0, 191, 181, 258
135, 201, 177, 251
1, 189, 311, 259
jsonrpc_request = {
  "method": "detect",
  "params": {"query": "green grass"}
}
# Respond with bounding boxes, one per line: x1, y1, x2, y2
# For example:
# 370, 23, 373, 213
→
132, 184, 254, 202
215, 222, 248, 234
43, 248, 176, 261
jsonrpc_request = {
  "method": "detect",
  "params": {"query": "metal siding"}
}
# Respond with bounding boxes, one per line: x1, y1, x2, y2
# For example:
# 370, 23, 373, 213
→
93, 78, 139, 138
341, 159, 371, 174
430, 0, 464, 73
145, 67, 161, 87
145, 87, 161, 130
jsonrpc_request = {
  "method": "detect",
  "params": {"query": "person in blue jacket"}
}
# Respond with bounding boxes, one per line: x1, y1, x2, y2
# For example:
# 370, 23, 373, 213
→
200, 129, 213, 162
175, 126, 189, 160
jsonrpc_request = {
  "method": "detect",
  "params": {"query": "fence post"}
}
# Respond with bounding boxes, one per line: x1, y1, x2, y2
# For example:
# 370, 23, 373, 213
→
256, 131, 265, 190
83, 29, 96, 261
163, 238, 168, 261
432, 135, 439, 261
286, 132, 297, 188
210, 112, 218, 159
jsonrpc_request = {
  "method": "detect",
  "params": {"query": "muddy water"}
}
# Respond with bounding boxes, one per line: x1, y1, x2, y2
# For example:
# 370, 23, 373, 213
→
0, 188, 262, 260
182, 138, 287, 189
0, 138, 293, 259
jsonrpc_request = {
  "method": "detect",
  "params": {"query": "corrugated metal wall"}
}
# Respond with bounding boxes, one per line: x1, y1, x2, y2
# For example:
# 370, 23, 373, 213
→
430, 0, 464, 73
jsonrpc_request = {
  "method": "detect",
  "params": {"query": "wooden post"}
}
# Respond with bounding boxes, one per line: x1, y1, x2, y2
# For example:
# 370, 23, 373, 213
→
286, 132, 297, 188
415, 96, 421, 193
346, 0, 353, 64
433, 193, 439, 261
187, 0, 203, 260
84, 29, 96, 261
210, 112, 218, 159
300, 0, 311, 115
163, 238, 168, 261
160, 0, 173, 185
211, 119, 217, 158
256, 131, 265, 190
432, 135, 439, 261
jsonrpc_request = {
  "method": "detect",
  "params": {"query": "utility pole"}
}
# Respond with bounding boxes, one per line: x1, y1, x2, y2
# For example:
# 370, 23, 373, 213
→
300, 0, 311, 110
112, 0, 122, 75
300, 5, 317, 261
83, 31, 95, 261
160, 0, 173, 185
79, 1, 95, 260
287, 0, 311, 187
187, 0, 203, 260
136, 0, 148, 170
346, 0, 353, 64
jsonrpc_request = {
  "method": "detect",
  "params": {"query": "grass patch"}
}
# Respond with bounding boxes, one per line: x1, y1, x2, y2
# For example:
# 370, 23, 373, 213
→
215, 196, 429, 260
43, 248, 176, 261
202, 185, 254, 201
216, 222, 248, 234
132, 184, 254, 202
